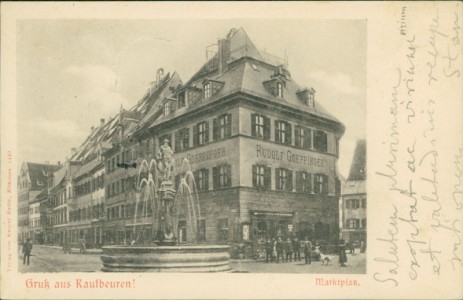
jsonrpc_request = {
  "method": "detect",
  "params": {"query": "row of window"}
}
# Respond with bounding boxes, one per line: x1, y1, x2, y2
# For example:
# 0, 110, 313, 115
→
252, 165, 329, 194
70, 204, 105, 223
345, 198, 367, 209
175, 164, 232, 191
251, 114, 330, 153
346, 218, 367, 229
18, 207, 29, 215
29, 218, 40, 228
105, 178, 127, 199
18, 193, 30, 203
29, 206, 40, 215
74, 174, 105, 196
53, 208, 67, 225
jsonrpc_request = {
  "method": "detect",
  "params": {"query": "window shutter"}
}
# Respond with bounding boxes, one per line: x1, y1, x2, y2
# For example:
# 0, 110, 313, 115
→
193, 124, 199, 146
212, 167, 218, 189
323, 175, 329, 195
287, 170, 293, 191
226, 114, 232, 137
308, 173, 313, 193
251, 114, 256, 137
265, 167, 271, 189
213, 118, 219, 141
205, 121, 209, 143
226, 164, 232, 187
175, 131, 181, 151
205, 169, 209, 190
295, 171, 300, 192
275, 168, 280, 190
185, 128, 190, 149
286, 123, 292, 145
252, 165, 257, 187
263, 116, 270, 140
274, 120, 279, 143
295, 127, 300, 147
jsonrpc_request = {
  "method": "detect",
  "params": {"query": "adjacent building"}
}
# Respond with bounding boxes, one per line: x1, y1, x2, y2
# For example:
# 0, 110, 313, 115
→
17, 162, 61, 244
341, 139, 366, 245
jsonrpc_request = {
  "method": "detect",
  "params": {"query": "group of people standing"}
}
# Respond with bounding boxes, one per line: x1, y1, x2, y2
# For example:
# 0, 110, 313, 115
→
264, 237, 314, 264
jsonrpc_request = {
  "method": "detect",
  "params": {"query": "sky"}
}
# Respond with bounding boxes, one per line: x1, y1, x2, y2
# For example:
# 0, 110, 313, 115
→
16, 19, 366, 178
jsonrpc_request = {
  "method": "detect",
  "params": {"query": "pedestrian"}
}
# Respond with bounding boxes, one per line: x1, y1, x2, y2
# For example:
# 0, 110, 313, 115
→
339, 239, 348, 267
303, 236, 312, 265
22, 238, 33, 266
293, 237, 301, 261
271, 238, 277, 262
285, 238, 293, 262
275, 237, 284, 263
79, 237, 86, 253
265, 238, 273, 263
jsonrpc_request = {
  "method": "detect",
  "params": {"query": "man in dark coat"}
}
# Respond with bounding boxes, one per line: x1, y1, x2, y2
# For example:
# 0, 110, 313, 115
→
265, 238, 273, 263
285, 238, 293, 262
275, 237, 284, 263
293, 237, 301, 261
303, 237, 312, 264
22, 238, 33, 265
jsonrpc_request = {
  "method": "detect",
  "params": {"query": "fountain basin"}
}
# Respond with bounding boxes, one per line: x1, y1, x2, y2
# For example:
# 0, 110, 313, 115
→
101, 245, 231, 272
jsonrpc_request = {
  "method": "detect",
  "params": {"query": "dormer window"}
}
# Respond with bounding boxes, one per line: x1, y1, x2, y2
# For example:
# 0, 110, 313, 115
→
177, 91, 186, 108
308, 92, 314, 107
277, 82, 283, 98
297, 88, 315, 107
163, 101, 170, 116
204, 83, 211, 99
202, 79, 224, 100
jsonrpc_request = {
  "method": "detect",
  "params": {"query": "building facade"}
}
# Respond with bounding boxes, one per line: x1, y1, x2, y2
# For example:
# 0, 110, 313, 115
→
341, 139, 366, 246
17, 162, 61, 244
20, 28, 346, 257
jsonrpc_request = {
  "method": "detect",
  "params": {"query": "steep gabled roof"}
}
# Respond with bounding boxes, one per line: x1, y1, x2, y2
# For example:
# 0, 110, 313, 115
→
347, 139, 366, 181
25, 162, 61, 190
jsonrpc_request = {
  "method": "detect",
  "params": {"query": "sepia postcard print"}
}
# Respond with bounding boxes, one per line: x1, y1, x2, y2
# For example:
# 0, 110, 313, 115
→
1, 1, 462, 299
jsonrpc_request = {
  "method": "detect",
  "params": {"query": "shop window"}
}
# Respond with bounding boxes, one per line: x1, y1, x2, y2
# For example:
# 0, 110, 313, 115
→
194, 169, 209, 191
217, 218, 228, 242
295, 125, 311, 149
314, 130, 328, 152
275, 120, 292, 145
252, 165, 271, 189
193, 121, 209, 146
251, 114, 270, 140
175, 127, 190, 151
275, 168, 293, 191
213, 114, 232, 141
314, 174, 328, 195
197, 219, 206, 242
213, 164, 231, 189
296, 171, 311, 193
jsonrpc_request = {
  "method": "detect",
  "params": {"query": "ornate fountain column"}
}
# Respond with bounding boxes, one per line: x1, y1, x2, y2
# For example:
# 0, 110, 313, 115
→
156, 139, 177, 245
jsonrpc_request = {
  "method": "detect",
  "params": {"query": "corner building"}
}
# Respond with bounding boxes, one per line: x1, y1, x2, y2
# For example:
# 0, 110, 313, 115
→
136, 28, 345, 255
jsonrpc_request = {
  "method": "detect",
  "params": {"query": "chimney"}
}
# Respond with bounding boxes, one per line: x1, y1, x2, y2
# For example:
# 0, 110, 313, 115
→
156, 68, 164, 87
100, 118, 105, 126
218, 38, 231, 74
57, 161, 61, 166
91, 126, 95, 132
71, 148, 76, 154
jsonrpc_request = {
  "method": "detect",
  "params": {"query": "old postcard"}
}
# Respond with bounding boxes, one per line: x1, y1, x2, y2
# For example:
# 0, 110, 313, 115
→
1, 1, 462, 299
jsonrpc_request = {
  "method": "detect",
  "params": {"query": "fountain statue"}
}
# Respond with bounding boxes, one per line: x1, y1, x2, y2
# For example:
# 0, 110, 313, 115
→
100, 140, 230, 272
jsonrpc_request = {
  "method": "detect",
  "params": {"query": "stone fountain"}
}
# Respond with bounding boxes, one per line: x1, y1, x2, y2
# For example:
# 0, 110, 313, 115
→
100, 140, 230, 272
